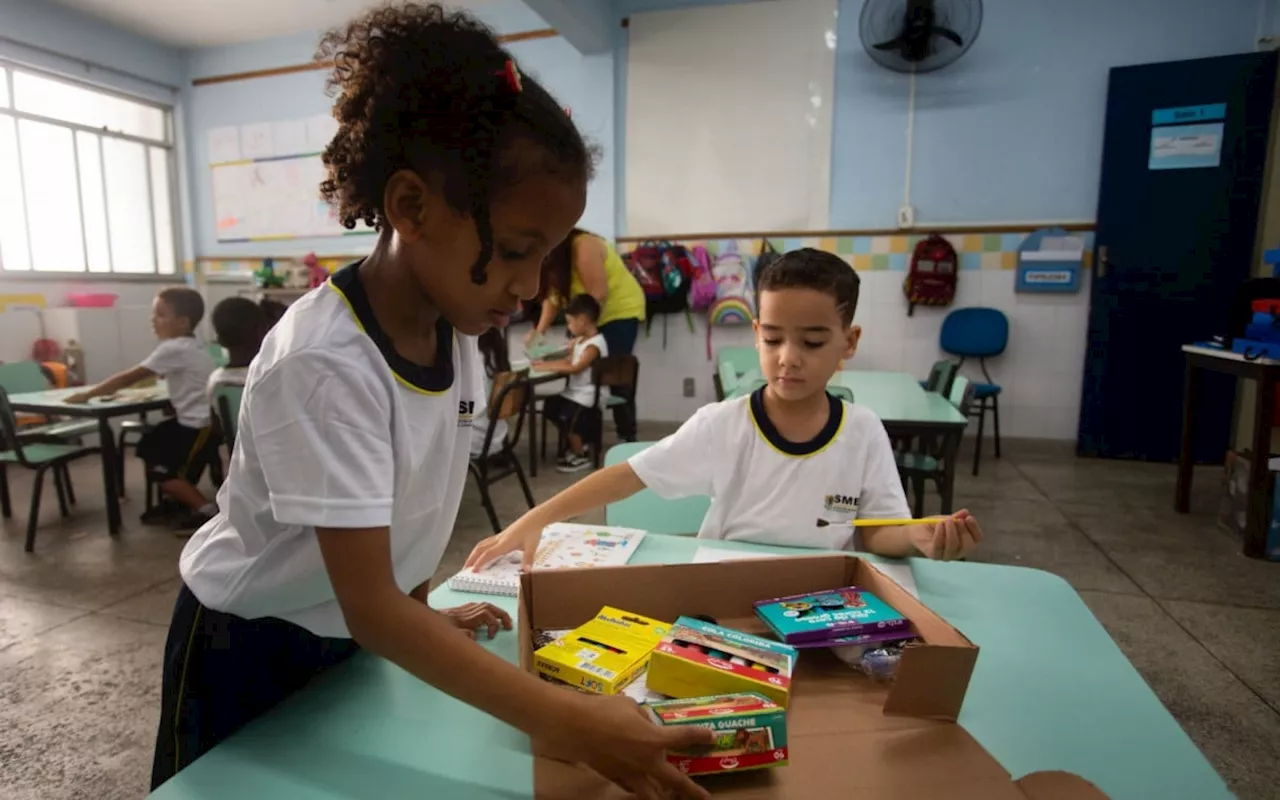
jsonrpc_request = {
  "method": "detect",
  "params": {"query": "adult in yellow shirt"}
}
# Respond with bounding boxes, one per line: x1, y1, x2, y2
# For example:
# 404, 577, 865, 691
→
529, 228, 645, 440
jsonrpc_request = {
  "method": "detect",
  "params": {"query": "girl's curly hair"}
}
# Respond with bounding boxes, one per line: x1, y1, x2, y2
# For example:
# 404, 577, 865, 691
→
317, 3, 595, 282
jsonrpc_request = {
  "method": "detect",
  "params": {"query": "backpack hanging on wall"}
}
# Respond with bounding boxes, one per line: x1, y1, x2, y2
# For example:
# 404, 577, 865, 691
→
623, 241, 694, 349
687, 245, 717, 311
903, 233, 958, 316
705, 241, 756, 359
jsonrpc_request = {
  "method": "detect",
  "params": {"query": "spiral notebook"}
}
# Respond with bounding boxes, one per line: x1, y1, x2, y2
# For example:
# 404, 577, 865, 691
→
447, 523, 647, 596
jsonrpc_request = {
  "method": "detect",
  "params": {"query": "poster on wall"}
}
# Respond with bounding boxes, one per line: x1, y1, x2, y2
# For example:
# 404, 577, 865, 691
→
1148, 103, 1225, 171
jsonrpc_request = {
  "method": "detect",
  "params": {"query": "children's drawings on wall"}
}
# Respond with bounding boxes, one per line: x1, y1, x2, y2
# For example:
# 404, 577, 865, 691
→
207, 115, 340, 166
212, 155, 359, 241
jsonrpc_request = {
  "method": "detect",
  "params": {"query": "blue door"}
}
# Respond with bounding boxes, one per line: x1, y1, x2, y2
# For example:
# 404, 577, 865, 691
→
1078, 52, 1278, 462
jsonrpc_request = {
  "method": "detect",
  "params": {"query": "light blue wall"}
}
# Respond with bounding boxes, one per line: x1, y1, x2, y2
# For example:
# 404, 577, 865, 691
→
830, 0, 1265, 228
185, 0, 615, 258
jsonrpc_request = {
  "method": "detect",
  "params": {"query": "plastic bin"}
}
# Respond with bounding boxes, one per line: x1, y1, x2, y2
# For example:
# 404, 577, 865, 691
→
66, 293, 118, 308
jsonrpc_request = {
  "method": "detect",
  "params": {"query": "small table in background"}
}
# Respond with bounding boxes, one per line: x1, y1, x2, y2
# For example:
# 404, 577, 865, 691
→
514, 366, 566, 478
8, 386, 170, 535
1176, 344, 1280, 558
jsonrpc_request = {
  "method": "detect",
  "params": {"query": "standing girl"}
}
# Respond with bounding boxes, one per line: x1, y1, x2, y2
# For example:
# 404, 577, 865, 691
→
151, 6, 710, 798
527, 228, 645, 440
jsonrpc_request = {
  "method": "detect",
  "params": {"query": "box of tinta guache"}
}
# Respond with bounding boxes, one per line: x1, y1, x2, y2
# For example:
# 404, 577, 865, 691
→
648, 692, 788, 776
646, 616, 797, 707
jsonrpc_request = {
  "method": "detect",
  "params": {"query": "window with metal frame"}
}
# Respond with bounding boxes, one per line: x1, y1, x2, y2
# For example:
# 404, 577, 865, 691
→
0, 62, 178, 276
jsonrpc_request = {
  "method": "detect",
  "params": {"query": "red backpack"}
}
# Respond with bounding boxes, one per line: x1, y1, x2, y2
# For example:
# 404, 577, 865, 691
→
903, 233, 958, 315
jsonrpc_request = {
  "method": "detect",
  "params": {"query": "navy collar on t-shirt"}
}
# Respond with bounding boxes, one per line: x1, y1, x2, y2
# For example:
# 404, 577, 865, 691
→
329, 261, 454, 394
749, 386, 843, 456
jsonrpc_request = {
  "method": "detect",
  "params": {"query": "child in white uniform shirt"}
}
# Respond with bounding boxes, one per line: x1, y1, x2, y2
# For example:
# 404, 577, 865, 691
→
534, 293, 608, 472
204, 296, 270, 405
66, 287, 218, 527
467, 248, 984, 571
149, 6, 710, 796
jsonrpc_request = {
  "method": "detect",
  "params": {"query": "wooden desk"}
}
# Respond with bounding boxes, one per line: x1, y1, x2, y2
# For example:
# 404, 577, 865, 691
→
1176, 345, 1280, 558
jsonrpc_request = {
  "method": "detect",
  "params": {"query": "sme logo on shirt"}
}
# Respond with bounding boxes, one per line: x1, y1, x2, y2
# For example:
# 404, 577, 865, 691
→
458, 400, 474, 428
823, 494, 859, 513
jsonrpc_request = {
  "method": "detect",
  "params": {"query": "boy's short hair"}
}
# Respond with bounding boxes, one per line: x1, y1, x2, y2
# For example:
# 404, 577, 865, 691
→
157, 287, 205, 332
564, 293, 600, 323
755, 248, 860, 326
211, 297, 267, 349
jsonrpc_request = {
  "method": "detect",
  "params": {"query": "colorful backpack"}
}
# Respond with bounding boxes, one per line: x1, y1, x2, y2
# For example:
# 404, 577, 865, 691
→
623, 241, 694, 349
687, 245, 717, 311
705, 241, 756, 358
903, 233, 958, 316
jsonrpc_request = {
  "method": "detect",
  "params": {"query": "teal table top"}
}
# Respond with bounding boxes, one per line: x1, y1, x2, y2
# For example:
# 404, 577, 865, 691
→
148, 536, 1227, 800
8, 384, 170, 415
732, 369, 967, 427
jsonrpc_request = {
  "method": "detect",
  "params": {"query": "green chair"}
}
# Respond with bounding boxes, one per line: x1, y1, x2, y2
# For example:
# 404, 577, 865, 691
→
716, 346, 757, 377
206, 343, 229, 367
827, 385, 854, 403
716, 359, 740, 400
212, 383, 244, 451
603, 442, 709, 535
0, 387, 100, 552
896, 375, 974, 516
920, 360, 959, 395
0, 361, 97, 442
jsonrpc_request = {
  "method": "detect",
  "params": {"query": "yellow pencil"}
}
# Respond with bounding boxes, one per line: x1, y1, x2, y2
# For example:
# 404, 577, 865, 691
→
815, 516, 949, 528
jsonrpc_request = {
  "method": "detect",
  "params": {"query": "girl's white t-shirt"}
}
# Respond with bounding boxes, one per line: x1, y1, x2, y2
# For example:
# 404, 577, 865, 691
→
180, 263, 484, 637
628, 389, 911, 550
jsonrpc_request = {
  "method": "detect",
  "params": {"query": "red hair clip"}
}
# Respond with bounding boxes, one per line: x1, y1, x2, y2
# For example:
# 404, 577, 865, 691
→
497, 59, 523, 94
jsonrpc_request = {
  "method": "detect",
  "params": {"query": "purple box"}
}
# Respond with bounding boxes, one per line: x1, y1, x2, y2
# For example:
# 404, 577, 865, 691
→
789, 628, 917, 650
754, 587, 912, 644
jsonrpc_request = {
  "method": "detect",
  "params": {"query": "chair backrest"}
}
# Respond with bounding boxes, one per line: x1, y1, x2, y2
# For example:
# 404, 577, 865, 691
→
717, 358, 739, 397
948, 374, 975, 415
591, 356, 639, 407
717, 346, 757, 376
940, 308, 1009, 359
603, 442, 710, 535
0, 386, 31, 465
212, 383, 244, 449
207, 343, 229, 367
478, 370, 530, 460
0, 361, 51, 394
827, 385, 854, 403
924, 360, 959, 394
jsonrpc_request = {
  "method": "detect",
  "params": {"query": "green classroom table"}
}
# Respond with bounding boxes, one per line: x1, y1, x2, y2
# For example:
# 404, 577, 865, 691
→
8, 385, 170, 535
148, 535, 1227, 800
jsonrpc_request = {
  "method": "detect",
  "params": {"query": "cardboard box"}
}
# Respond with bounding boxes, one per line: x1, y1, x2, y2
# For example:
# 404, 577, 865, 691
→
647, 692, 788, 776
647, 616, 798, 706
520, 554, 1109, 799
533, 606, 670, 695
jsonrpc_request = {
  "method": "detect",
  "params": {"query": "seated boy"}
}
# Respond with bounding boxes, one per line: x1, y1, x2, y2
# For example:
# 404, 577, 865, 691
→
532, 294, 609, 473
206, 297, 268, 403
467, 248, 982, 569
66, 287, 219, 530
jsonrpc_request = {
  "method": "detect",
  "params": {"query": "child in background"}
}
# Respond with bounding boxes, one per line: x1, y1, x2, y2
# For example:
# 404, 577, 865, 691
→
66, 287, 219, 529
152, 5, 710, 797
468, 248, 984, 570
532, 293, 608, 473
205, 297, 269, 403
472, 328, 511, 458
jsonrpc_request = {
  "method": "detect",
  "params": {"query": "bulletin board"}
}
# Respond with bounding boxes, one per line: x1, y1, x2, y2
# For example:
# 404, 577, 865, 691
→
211, 154, 370, 242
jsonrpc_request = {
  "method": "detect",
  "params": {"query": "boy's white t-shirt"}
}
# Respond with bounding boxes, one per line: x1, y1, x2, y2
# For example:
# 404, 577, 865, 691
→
205, 365, 249, 404
141, 337, 215, 428
180, 263, 484, 637
629, 388, 911, 550
561, 332, 608, 407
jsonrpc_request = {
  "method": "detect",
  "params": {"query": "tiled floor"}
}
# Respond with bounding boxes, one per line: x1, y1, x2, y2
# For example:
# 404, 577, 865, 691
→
2, 431, 1278, 799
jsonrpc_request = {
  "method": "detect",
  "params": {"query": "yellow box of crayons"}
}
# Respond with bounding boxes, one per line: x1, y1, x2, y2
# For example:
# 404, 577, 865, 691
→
533, 607, 672, 695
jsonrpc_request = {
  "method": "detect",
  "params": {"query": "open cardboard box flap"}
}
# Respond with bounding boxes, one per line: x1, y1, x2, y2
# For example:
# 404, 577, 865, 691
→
519, 555, 1108, 799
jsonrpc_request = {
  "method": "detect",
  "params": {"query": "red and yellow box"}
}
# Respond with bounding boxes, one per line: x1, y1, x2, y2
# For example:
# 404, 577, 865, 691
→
646, 616, 798, 707
648, 692, 789, 776
533, 607, 670, 695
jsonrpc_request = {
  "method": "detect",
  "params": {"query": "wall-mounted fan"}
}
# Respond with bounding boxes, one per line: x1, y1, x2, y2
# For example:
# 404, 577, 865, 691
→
860, 0, 983, 73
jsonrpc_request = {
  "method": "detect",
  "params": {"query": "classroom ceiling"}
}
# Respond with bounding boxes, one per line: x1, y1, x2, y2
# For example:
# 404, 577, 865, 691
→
48, 0, 499, 48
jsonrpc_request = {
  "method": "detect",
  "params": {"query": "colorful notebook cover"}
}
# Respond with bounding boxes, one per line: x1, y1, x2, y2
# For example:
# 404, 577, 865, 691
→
753, 586, 909, 644
447, 523, 646, 596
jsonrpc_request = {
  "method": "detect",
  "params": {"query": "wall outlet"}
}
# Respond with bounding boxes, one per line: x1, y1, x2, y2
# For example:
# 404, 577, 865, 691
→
683, 377, 695, 397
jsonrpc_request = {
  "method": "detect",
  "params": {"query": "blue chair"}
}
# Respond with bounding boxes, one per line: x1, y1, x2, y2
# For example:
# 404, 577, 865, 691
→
940, 308, 1008, 476
603, 442, 709, 535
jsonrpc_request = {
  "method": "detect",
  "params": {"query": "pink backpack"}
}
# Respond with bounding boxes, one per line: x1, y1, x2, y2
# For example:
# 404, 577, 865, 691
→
687, 245, 717, 311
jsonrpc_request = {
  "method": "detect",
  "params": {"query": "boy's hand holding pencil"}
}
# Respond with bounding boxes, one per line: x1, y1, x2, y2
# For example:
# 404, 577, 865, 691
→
906, 509, 982, 561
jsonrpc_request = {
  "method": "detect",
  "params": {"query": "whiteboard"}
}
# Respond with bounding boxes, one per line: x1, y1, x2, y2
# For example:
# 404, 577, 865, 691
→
625, 0, 836, 235
212, 155, 368, 241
